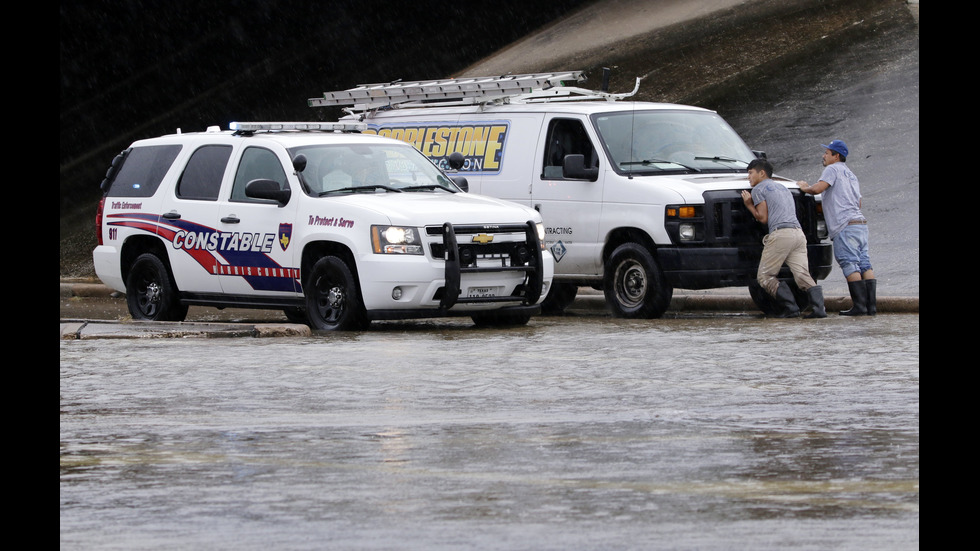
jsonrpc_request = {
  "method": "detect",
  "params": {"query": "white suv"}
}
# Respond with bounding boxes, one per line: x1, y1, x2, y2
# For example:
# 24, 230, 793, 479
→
93, 122, 553, 330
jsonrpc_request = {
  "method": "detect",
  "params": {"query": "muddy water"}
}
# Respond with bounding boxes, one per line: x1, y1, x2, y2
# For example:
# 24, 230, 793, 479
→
60, 314, 918, 550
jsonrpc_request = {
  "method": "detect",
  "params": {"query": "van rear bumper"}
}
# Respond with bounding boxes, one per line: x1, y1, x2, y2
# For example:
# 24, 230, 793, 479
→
658, 243, 833, 290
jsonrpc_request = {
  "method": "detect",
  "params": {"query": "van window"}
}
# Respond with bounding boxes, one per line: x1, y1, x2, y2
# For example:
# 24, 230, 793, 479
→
594, 110, 755, 174
231, 147, 288, 203
176, 145, 232, 201
542, 119, 598, 179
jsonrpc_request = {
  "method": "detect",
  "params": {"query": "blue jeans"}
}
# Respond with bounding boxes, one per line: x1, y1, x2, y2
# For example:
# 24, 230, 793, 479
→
833, 224, 873, 278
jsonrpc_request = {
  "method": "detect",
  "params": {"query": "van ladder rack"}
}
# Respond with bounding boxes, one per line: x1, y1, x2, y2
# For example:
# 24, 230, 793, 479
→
308, 71, 643, 115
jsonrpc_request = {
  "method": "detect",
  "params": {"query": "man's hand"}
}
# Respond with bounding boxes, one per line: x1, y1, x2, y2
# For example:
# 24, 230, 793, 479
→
740, 189, 753, 206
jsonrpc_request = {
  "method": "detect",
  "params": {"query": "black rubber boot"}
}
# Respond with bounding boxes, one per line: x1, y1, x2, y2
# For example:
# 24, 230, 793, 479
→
772, 281, 801, 318
803, 285, 827, 318
840, 280, 868, 316
864, 279, 877, 316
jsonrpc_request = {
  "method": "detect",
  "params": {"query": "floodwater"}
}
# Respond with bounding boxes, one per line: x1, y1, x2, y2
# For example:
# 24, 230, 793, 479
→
60, 314, 919, 550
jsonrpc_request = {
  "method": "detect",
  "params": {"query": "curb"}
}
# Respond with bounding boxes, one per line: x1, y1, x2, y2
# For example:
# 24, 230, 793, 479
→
60, 281, 919, 313
60, 319, 312, 340
60, 281, 917, 339
569, 294, 917, 314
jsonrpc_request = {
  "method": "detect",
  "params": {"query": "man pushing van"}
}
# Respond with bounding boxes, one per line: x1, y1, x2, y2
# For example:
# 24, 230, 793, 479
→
741, 159, 826, 318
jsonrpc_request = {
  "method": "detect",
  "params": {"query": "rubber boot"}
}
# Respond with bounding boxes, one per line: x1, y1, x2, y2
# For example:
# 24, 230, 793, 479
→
864, 279, 877, 316
840, 280, 868, 316
772, 281, 801, 318
803, 285, 827, 318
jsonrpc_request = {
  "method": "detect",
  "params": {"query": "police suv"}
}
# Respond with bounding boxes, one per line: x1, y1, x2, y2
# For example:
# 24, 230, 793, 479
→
313, 71, 833, 316
93, 121, 553, 330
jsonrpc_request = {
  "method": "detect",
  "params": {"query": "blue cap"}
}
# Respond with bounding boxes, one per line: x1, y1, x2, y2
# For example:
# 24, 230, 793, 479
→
820, 139, 848, 158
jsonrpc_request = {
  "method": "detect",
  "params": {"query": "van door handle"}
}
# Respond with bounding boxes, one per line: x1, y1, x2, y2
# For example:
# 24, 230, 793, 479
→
161, 211, 181, 220
221, 215, 240, 224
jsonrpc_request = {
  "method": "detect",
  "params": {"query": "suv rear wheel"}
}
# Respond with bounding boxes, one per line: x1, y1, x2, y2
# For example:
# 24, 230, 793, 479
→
304, 256, 369, 331
126, 253, 188, 321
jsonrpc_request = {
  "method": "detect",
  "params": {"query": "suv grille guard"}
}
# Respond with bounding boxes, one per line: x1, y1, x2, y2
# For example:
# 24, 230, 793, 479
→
437, 221, 543, 310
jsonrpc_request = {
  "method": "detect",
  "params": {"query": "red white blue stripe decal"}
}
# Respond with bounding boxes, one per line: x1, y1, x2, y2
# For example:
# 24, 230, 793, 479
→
107, 213, 299, 292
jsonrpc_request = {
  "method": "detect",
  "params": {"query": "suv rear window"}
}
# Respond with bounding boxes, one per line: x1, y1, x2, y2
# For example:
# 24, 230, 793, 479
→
106, 144, 182, 197
176, 145, 232, 201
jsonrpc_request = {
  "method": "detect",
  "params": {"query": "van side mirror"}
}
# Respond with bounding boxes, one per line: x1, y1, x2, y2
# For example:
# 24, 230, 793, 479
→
752, 150, 767, 159
245, 179, 291, 206
450, 175, 469, 192
562, 154, 598, 181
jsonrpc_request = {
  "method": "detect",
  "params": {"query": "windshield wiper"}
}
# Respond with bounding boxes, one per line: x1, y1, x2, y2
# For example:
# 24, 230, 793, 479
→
622, 158, 701, 173
693, 155, 748, 166
400, 184, 453, 192
319, 184, 403, 196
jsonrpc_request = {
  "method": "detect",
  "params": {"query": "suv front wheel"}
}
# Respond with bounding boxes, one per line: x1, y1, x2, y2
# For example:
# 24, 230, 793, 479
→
126, 253, 188, 321
304, 256, 369, 331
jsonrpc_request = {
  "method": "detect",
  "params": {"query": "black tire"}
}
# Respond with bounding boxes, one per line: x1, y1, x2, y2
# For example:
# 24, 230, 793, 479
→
540, 282, 578, 314
471, 310, 533, 327
282, 307, 308, 324
603, 243, 672, 318
304, 256, 369, 331
748, 279, 809, 315
126, 253, 188, 321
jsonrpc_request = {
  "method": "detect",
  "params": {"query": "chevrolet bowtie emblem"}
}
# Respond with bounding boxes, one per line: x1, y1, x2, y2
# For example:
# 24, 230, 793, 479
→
472, 233, 494, 244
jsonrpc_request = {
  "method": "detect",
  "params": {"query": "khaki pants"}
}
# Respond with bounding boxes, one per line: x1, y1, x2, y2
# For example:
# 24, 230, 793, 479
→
758, 228, 816, 297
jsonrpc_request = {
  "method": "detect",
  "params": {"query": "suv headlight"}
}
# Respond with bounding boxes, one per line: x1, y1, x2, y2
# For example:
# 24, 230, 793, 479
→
371, 225, 424, 255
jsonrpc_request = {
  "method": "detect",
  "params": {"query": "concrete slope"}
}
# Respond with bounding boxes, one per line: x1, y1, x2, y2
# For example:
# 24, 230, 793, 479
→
458, 0, 919, 298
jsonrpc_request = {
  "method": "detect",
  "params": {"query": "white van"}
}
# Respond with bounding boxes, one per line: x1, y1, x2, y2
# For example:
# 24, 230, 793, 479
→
311, 71, 832, 316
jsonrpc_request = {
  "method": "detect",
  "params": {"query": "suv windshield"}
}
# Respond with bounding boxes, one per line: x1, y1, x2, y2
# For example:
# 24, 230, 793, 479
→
288, 143, 458, 195
593, 110, 755, 174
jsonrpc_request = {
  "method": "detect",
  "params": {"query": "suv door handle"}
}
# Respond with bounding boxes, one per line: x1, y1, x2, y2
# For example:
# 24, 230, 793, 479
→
220, 215, 240, 224
162, 211, 181, 220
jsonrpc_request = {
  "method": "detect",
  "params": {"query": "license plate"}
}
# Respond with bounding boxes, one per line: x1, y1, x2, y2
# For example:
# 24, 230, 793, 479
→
467, 286, 498, 298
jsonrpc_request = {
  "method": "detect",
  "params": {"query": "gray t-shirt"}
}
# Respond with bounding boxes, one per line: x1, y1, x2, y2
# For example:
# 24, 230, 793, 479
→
818, 162, 863, 239
750, 178, 800, 234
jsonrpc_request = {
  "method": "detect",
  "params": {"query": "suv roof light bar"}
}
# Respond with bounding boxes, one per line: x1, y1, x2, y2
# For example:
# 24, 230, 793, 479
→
308, 71, 588, 111
229, 121, 367, 133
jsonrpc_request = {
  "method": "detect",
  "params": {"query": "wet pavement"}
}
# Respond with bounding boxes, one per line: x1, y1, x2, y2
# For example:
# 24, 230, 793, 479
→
60, 1, 917, 548
61, 312, 919, 550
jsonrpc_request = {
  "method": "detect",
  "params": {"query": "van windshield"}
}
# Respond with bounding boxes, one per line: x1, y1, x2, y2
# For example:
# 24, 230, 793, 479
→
593, 110, 756, 174
287, 143, 459, 196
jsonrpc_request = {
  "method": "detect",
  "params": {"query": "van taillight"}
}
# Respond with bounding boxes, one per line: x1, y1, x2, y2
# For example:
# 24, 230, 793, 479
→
96, 197, 105, 246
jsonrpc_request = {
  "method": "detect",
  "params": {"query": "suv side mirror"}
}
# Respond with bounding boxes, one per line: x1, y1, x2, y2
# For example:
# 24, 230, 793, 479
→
245, 179, 291, 206
562, 154, 598, 181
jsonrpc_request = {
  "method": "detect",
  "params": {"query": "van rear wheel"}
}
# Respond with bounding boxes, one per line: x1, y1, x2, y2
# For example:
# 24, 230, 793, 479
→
604, 243, 672, 318
541, 282, 578, 314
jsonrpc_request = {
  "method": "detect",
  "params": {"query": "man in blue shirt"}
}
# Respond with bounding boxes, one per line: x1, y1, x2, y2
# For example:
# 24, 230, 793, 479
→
742, 158, 826, 318
798, 140, 876, 316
